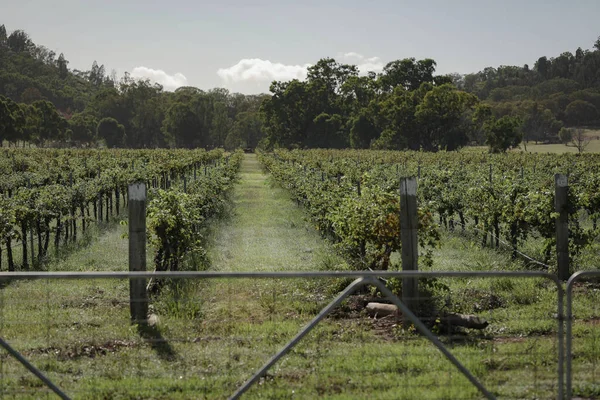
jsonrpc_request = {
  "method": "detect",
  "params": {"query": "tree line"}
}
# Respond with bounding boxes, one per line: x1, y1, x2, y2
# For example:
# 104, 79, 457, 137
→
0, 24, 267, 149
261, 57, 521, 152
1, 22, 599, 152
262, 35, 600, 152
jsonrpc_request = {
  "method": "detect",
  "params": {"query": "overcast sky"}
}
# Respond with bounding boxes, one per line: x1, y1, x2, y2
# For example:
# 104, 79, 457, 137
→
3, 0, 599, 94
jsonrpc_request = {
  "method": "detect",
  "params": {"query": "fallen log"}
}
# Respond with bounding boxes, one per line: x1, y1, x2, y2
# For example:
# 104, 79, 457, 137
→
366, 302, 400, 318
365, 302, 488, 329
441, 313, 489, 330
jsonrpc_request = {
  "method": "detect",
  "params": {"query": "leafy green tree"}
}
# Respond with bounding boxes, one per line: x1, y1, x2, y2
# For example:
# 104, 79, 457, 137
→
88, 61, 106, 87
225, 111, 263, 150
0, 96, 16, 145
415, 84, 479, 151
371, 87, 419, 150
379, 58, 437, 91
96, 117, 125, 147
57, 53, 69, 79
20, 87, 43, 104
7, 30, 33, 53
31, 100, 66, 145
121, 79, 165, 148
0, 25, 7, 47
558, 127, 573, 144
470, 103, 493, 144
162, 102, 203, 148
349, 108, 379, 148
564, 100, 599, 125
306, 58, 359, 94
521, 102, 562, 144
485, 116, 522, 153
69, 112, 98, 145
210, 101, 231, 147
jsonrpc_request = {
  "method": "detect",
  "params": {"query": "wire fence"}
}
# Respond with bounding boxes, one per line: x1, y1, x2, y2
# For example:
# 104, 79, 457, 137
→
567, 271, 600, 399
0, 270, 568, 399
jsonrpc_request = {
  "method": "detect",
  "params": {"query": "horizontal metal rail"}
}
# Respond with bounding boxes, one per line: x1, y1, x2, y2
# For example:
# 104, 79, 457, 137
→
0, 270, 563, 280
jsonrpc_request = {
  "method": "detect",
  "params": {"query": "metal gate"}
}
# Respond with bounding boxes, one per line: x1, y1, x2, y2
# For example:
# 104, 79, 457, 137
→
0, 270, 566, 399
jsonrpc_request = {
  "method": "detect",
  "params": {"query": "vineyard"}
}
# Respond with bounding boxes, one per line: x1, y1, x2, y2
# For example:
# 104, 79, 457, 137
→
0, 149, 600, 398
0, 148, 242, 273
260, 149, 600, 274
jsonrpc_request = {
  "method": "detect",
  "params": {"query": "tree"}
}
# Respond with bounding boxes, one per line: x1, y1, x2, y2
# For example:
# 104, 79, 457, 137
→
0, 25, 7, 47
484, 116, 522, 153
57, 53, 69, 79
349, 108, 379, 148
380, 58, 437, 91
89, 61, 106, 87
96, 117, 125, 147
121, 79, 165, 148
210, 101, 231, 147
470, 103, 493, 144
306, 58, 359, 94
69, 112, 98, 145
20, 87, 44, 104
534, 56, 550, 80
162, 102, 203, 148
225, 111, 263, 150
415, 84, 479, 151
558, 127, 573, 144
7, 30, 33, 53
521, 102, 562, 144
568, 128, 591, 153
0, 97, 16, 145
564, 100, 599, 125
31, 100, 67, 145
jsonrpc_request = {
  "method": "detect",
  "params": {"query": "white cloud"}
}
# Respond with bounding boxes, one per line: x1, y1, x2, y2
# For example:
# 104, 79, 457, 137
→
130, 66, 188, 91
340, 52, 384, 74
217, 59, 311, 84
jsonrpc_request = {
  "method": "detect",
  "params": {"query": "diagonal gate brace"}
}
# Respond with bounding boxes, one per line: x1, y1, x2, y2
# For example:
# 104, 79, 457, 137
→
230, 276, 495, 400
0, 336, 71, 400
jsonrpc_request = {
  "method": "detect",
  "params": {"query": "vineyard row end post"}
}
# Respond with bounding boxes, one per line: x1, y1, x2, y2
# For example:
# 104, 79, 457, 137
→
400, 177, 418, 328
128, 182, 149, 325
555, 174, 569, 281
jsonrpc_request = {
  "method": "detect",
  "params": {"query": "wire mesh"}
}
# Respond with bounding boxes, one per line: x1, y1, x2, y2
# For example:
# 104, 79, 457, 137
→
567, 272, 600, 399
0, 271, 563, 399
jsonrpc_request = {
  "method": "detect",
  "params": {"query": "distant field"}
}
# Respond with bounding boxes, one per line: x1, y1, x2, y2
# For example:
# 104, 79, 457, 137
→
461, 129, 600, 154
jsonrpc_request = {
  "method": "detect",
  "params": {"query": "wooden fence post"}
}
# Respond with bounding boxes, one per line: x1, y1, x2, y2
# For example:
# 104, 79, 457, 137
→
129, 183, 148, 325
555, 174, 569, 281
400, 177, 418, 326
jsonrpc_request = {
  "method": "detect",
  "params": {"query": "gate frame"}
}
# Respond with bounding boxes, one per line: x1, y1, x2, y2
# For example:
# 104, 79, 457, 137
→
0, 270, 565, 399
565, 270, 600, 399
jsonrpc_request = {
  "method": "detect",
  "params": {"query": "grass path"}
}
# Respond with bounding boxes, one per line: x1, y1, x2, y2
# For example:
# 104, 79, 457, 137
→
207, 153, 342, 272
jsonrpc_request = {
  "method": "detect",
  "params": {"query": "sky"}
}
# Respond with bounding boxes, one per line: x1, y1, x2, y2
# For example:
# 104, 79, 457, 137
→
3, 0, 600, 94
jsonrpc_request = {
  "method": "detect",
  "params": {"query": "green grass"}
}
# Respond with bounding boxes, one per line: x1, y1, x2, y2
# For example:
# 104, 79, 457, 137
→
1, 154, 599, 399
